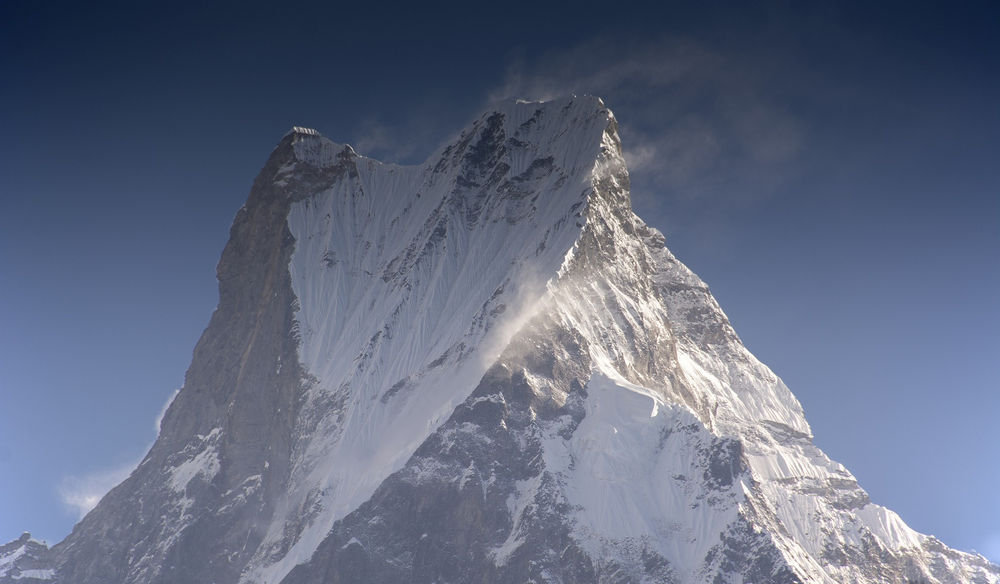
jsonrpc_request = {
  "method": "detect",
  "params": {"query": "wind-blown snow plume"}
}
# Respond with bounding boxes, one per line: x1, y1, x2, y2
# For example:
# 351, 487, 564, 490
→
58, 464, 133, 520
57, 388, 178, 519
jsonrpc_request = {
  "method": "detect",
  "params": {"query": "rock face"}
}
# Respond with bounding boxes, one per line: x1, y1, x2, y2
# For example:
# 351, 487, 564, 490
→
4, 97, 997, 583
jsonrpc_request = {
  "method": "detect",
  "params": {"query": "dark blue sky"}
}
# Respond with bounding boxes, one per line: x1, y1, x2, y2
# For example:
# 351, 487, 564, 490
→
1, 0, 998, 561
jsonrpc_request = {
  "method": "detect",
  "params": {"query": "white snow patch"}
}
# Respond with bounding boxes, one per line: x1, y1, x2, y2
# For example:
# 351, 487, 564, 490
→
59, 460, 137, 519
549, 372, 742, 580
168, 429, 222, 492
0, 545, 26, 573
12, 568, 56, 580
492, 474, 543, 565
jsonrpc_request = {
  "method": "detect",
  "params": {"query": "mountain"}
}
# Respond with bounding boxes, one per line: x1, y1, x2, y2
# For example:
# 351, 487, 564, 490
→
0, 533, 53, 582
3, 96, 996, 583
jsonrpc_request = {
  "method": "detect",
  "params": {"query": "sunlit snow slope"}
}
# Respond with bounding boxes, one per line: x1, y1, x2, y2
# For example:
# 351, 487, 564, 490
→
16, 97, 998, 584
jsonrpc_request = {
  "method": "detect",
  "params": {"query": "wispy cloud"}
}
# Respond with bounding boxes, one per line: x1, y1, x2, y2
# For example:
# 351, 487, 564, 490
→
58, 461, 137, 519
487, 37, 717, 105
351, 118, 413, 161
155, 388, 179, 434
486, 35, 808, 216
58, 388, 178, 519
978, 532, 1000, 564
348, 109, 459, 165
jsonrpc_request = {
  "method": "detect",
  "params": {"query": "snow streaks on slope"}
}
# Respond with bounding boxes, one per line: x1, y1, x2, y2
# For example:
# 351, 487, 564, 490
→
248, 97, 624, 583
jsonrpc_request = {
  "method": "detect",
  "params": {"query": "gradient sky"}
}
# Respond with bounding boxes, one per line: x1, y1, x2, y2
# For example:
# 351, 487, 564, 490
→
1, 0, 998, 563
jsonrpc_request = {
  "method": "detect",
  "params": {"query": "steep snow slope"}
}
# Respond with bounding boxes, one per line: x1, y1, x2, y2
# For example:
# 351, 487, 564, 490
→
248, 99, 614, 583
10, 96, 997, 584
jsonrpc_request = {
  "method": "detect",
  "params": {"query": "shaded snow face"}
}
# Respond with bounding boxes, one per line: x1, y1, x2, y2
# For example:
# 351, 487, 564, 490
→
250, 97, 620, 583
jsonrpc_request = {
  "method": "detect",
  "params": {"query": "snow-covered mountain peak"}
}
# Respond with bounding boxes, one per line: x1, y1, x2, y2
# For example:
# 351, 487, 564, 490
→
456, 95, 619, 184
242, 96, 627, 583
16, 96, 997, 584
276, 129, 356, 173
264, 96, 622, 227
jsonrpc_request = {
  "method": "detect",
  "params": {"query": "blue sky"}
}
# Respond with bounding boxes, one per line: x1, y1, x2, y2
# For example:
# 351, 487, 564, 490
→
1, 0, 998, 562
